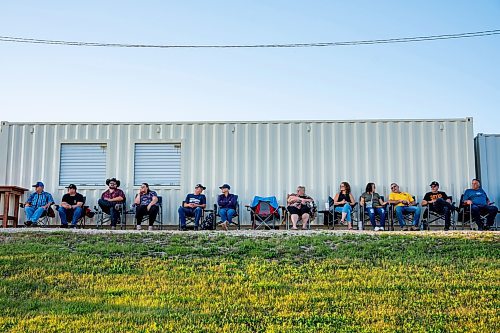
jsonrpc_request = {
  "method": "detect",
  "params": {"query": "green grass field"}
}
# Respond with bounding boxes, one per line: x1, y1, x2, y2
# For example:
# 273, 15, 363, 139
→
0, 231, 498, 332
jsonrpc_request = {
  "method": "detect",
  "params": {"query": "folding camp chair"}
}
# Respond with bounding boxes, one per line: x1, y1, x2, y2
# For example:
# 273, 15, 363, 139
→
457, 194, 493, 230
359, 196, 388, 230
131, 196, 164, 230
94, 201, 127, 229
246, 196, 280, 230
327, 196, 359, 229
421, 196, 456, 230
20, 202, 56, 227
284, 201, 317, 230
178, 199, 205, 230
388, 196, 421, 231
54, 196, 89, 228
214, 195, 240, 230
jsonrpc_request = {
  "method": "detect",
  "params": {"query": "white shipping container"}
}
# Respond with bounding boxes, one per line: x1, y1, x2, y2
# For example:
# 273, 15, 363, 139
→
0, 118, 475, 225
475, 133, 500, 224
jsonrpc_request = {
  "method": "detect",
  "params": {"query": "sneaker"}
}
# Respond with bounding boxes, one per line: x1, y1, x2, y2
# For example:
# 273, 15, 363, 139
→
374, 227, 380, 231
444, 227, 450, 231
194, 226, 199, 231
24, 221, 32, 227
180, 226, 187, 231
401, 227, 409, 231
60, 224, 69, 229
410, 226, 419, 231
136, 225, 142, 231
148, 226, 154, 231
70, 224, 77, 229
111, 226, 116, 230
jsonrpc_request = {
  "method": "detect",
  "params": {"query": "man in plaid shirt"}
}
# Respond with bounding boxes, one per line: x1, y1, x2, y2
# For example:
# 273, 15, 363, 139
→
24, 181, 54, 226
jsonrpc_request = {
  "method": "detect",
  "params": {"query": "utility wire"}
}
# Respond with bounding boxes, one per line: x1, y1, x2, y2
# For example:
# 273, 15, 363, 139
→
0, 29, 499, 48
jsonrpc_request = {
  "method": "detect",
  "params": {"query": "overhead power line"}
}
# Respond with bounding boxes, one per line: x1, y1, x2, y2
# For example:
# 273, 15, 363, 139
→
0, 29, 499, 49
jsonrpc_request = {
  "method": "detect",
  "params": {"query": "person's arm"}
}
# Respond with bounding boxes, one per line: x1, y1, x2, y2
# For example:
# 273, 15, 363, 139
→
199, 195, 207, 209
421, 193, 430, 206
463, 191, 473, 205
287, 194, 297, 205
360, 195, 365, 207
349, 193, 356, 206
61, 195, 71, 209
134, 193, 141, 205
444, 192, 452, 204
217, 195, 225, 207
43, 193, 55, 209
149, 194, 158, 208
229, 195, 238, 208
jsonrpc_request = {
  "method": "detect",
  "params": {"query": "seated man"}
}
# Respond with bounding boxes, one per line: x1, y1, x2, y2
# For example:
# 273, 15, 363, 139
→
24, 181, 55, 226
389, 183, 421, 231
286, 186, 314, 230
98, 178, 126, 229
462, 179, 498, 230
134, 183, 159, 231
178, 184, 206, 231
57, 184, 84, 228
421, 181, 454, 231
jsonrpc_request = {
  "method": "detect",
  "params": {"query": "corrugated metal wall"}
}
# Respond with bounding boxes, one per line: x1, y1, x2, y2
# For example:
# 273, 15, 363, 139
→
0, 119, 475, 225
475, 133, 500, 223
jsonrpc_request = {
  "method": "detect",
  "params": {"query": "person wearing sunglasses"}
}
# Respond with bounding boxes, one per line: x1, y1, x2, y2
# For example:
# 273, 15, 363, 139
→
389, 183, 421, 231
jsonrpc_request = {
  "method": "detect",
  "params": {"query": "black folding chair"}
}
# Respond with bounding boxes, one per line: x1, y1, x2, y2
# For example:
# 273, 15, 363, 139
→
132, 196, 164, 230
214, 196, 240, 230
94, 201, 127, 229
421, 196, 456, 230
178, 199, 205, 230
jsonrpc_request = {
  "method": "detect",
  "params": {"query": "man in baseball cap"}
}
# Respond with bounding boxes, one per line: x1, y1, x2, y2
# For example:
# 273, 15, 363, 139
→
24, 181, 54, 226
421, 180, 453, 231
57, 184, 85, 228
178, 183, 207, 230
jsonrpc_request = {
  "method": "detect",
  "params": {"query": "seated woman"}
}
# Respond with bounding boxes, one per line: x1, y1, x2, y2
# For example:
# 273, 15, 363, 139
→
331, 181, 356, 230
286, 186, 314, 230
360, 182, 387, 231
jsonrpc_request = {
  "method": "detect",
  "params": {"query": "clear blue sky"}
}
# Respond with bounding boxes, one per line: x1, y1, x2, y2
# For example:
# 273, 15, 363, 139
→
1, 1, 499, 134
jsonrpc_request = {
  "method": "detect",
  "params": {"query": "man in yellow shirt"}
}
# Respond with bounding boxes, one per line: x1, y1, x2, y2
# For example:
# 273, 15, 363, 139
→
389, 183, 421, 231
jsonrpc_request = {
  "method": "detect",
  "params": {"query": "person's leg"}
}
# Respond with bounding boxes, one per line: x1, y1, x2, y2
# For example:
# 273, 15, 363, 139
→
395, 206, 405, 228
57, 206, 68, 225
98, 199, 111, 215
470, 205, 483, 229
367, 208, 376, 228
343, 204, 352, 222
406, 206, 421, 227
301, 213, 310, 229
226, 209, 236, 224
30, 207, 46, 224
178, 206, 187, 228
485, 205, 498, 228
377, 207, 386, 228
135, 205, 147, 226
147, 205, 159, 226
25, 206, 35, 221
334, 207, 344, 223
291, 214, 299, 229
193, 207, 203, 228
442, 206, 451, 230
219, 208, 228, 223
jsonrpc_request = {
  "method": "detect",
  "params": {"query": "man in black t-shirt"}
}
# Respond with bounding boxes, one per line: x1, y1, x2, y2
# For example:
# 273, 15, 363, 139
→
421, 181, 453, 231
178, 184, 207, 231
57, 184, 84, 228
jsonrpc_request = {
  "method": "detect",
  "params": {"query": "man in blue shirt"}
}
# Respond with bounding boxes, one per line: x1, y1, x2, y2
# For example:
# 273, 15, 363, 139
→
24, 181, 55, 226
462, 179, 498, 230
178, 184, 207, 231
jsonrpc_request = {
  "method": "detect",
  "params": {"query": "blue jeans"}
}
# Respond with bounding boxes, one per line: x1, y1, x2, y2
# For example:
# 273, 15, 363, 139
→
25, 206, 46, 223
333, 204, 352, 222
178, 206, 203, 227
219, 208, 236, 223
57, 206, 83, 225
366, 207, 386, 227
395, 206, 421, 227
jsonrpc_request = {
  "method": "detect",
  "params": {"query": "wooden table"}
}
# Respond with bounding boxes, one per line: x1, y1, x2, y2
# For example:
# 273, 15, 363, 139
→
0, 186, 28, 228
